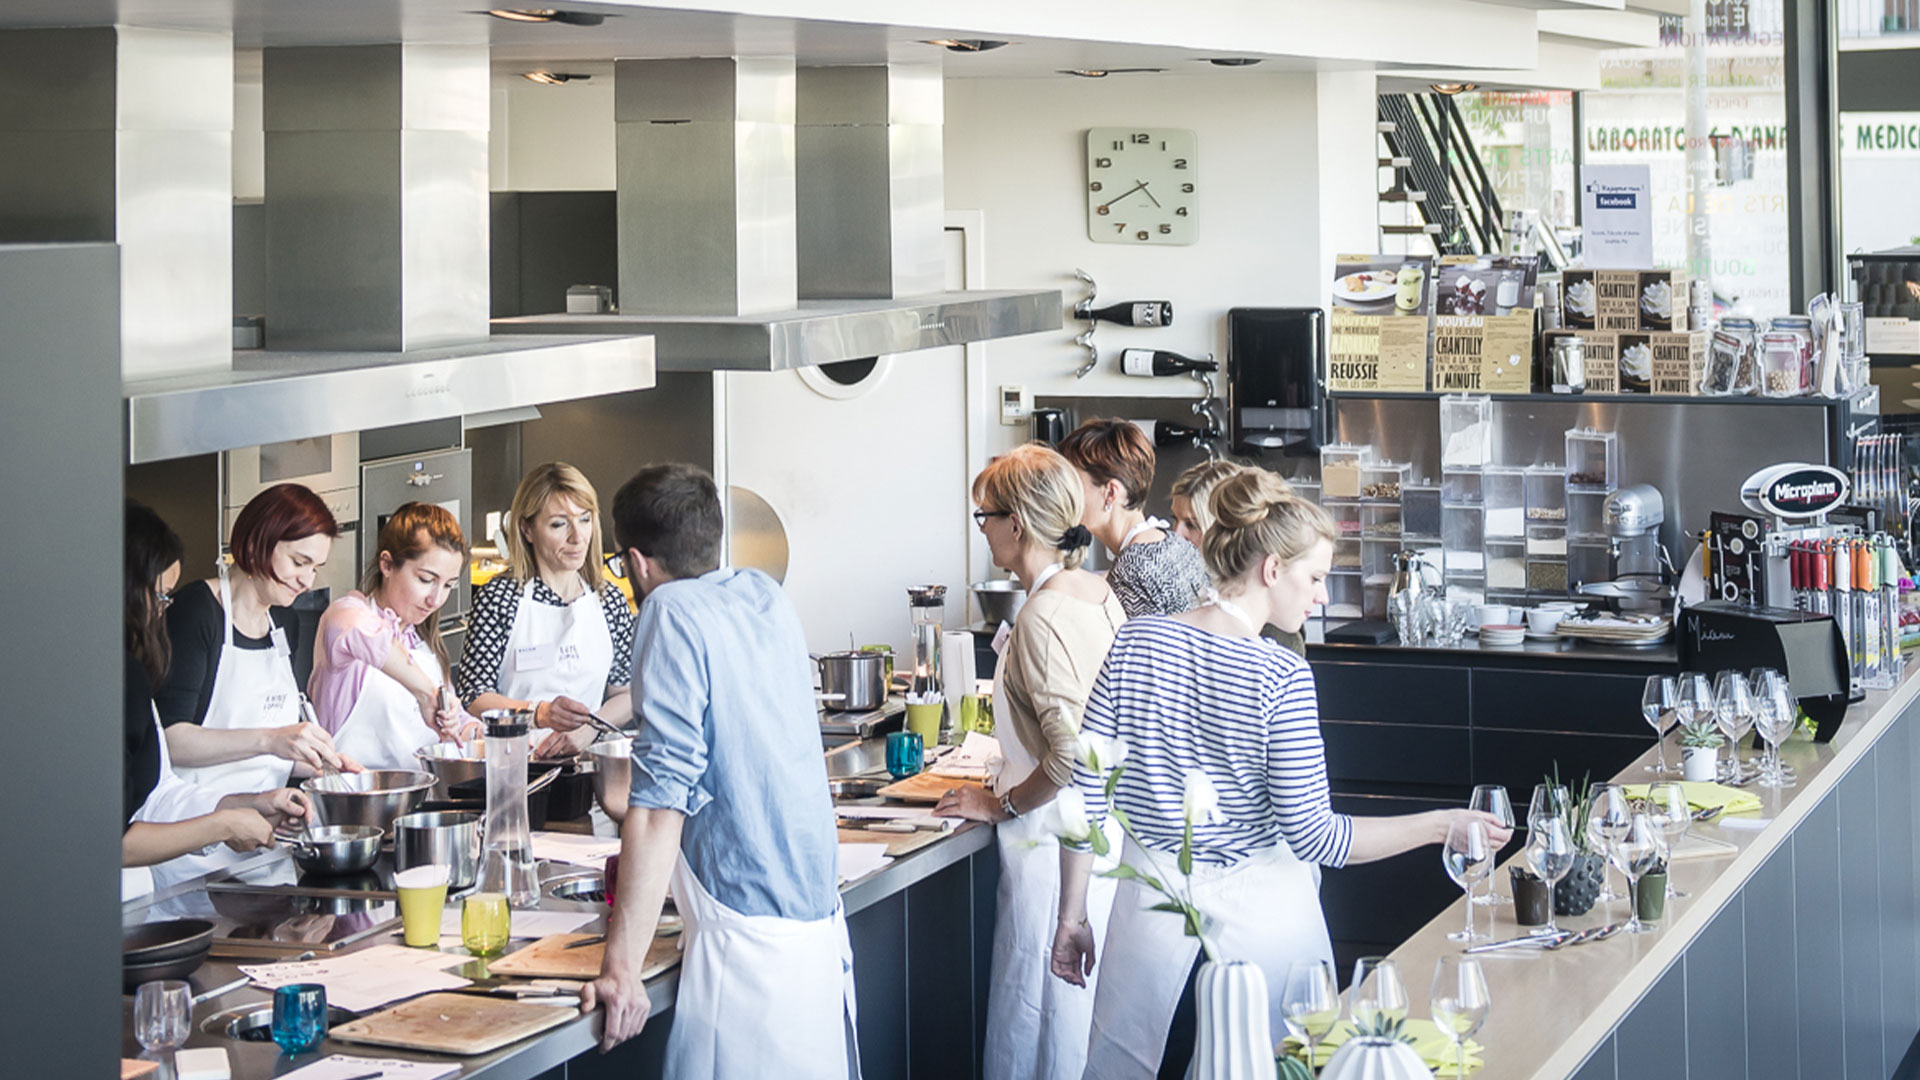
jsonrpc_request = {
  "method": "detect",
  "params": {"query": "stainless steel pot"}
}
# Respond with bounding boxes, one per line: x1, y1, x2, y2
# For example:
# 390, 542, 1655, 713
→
970, 579, 1027, 626
301, 769, 436, 832
415, 742, 487, 798
815, 650, 888, 712
278, 825, 384, 875
587, 738, 632, 825
392, 810, 481, 889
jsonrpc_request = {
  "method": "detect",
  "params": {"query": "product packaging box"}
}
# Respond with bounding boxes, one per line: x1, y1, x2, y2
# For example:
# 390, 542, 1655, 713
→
1541, 329, 1620, 393
1620, 331, 1708, 395
1562, 268, 1687, 332
1327, 254, 1433, 391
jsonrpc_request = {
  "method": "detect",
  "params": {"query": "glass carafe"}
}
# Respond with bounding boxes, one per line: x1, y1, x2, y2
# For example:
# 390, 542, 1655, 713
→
478, 709, 539, 907
907, 586, 946, 701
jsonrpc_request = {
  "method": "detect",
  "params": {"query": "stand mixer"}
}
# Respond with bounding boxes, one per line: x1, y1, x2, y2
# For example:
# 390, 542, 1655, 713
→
1577, 484, 1676, 613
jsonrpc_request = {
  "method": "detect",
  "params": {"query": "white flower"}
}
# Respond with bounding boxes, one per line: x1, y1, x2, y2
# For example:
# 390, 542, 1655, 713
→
1182, 769, 1222, 826
1076, 732, 1131, 773
1048, 787, 1092, 844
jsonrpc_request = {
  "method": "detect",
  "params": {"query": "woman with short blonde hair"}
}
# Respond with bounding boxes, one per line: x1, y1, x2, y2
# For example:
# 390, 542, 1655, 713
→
458, 462, 636, 759
939, 441, 1126, 1080
1168, 460, 1254, 546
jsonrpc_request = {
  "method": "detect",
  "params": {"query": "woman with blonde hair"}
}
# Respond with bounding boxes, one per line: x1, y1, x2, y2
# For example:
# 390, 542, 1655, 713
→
311, 503, 480, 769
1050, 468, 1509, 1079
458, 462, 635, 758
934, 442, 1125, 1080
1169, 460, 1306, 656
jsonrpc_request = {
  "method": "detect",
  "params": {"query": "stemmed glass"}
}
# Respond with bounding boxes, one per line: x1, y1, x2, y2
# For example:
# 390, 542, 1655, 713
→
1752, 672, 1798, 789
1751, 668, 1798, 782
1525, 815, 1575, 937
1586, 783, 1631, 904
1470, 785, 1515, 905
1350, 957, 1409, 1028
1282, 959, 1341, 1077
1712, 671, 1756, 783
1641, 675, 1678, 774
1611, 812, 1665, 933
1430, 956, 1491, 1080
1644, 781, 1692, 899
1528, 783, 1569, 831
1443, 817, 1493, 942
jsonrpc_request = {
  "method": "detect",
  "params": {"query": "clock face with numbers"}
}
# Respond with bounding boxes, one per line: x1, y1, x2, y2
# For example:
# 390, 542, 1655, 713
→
1085, 127, 1197, 245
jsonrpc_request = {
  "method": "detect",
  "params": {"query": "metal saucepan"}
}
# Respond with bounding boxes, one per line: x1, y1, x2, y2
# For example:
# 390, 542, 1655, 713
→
301, 769, 436, 832
970, 579, 1027, 626
814, 650, 888, 712
587, 738, 632, 825
392, 811, 481, 890
277, 824, 384, 875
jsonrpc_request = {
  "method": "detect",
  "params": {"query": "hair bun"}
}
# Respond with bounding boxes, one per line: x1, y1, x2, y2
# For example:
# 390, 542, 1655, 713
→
1209, 469, 1294, 531
1058, 523, 1093, 551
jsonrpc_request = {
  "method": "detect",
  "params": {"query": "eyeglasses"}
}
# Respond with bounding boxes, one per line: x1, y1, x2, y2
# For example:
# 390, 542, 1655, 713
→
603, 552, 627, 579
972, 510, 1012, 528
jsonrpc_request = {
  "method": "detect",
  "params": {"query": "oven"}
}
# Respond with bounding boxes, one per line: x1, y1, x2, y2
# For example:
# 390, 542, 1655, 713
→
360, 446, 474, 623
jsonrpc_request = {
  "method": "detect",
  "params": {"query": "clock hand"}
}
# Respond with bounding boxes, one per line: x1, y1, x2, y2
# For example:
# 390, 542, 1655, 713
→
1098, 181, 1148, 211
1136, 181, 1161, 209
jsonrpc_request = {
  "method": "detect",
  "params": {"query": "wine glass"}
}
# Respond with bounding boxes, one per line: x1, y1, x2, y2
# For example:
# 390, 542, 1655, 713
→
1527, 784, 1569, 831
1641, 675, 1678, 774
1645, 781, 1692, 899
1282, 959, 1340, 1076
1749, 668, 1796, 779
1712, 671, 1755, 783
1610, 812, 1664, 933
1470, 785, 1515, 905
1350, 957, 1409, 1029
1525, 815, 1575, 937
1752, 674, 1798, 789
1430, 956, 1491, 1080
1443, 817, 1493, 942
1586, 783, 1631, 904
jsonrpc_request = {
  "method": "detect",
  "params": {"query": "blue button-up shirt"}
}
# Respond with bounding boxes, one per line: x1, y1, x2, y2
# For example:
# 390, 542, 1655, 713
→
627, 567, 838, 921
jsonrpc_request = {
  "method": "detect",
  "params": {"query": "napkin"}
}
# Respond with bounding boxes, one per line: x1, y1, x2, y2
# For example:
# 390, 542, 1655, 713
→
1282, 1018, 1484, 1075
1620, 780, 1762, 816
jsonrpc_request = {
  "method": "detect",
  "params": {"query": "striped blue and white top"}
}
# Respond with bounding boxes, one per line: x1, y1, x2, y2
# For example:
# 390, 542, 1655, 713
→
1073, 616, 1354, 869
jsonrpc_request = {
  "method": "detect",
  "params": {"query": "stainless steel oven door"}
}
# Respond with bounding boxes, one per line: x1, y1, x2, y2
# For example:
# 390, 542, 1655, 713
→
360, 447, 474, 621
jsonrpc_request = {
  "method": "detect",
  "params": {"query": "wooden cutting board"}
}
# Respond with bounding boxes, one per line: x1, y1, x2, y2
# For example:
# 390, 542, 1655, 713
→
329, 992, 574, 1056
486, 931, 682, 980
837, 826, 949, 859
874, 773, 983, 804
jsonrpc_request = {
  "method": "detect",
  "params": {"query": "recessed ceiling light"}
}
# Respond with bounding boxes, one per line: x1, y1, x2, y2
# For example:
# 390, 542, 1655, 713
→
1061, 68, 1166, 77
523, 71, 591, 84
922, 39, 1012, 53
1429, 82, 1477, 95
1206, 58, 1263, 67
1062, 69, 1108, 78
483, 8, 607, 26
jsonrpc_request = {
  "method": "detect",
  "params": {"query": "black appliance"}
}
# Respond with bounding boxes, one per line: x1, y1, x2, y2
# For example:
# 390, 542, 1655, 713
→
1677, 600, 1853, 741
1030, 407, 1068, 446
1227, 307, 1325, 457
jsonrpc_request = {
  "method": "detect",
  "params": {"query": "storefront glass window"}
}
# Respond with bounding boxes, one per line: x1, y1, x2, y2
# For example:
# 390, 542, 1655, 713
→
1455, 90, 1578, 247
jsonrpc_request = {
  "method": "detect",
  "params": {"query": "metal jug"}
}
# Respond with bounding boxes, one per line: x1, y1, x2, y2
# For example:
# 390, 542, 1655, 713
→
1388, 550, 1442, 605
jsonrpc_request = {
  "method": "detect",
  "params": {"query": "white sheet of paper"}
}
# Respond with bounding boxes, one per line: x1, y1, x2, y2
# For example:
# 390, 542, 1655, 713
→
238, 945, 471, 1013
929, 731, 1000, 780
530, 830, 622, 869
837, 842, 893, 883
274, 1054, 460, 1080
436, 907, 598, 940
835, 805, 941, 821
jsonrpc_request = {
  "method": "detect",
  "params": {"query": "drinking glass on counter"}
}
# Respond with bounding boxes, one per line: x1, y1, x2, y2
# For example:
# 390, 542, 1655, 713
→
1641, 675, 1678, 774
1443, 817, 1492, 942
1527, 783, 1569, 831
1525, 816, 1575, 937
462, 892, 511, 957
395, 863, 451, 948
1750, 669, 1796, 781
134, 979, 192, 1053
1645, 782, 1691, 899
1587, 784, 1631, 904
1281, 959, 1340, 1077
1611, 813, 1665, 934
1469, 785, 1515, 905
270, 983, 329, 1053
1349, 956, 1409, 1028
1430, 956, 1491, 1080
1712, 671, 1756, 783
1751, 672, 1797, 788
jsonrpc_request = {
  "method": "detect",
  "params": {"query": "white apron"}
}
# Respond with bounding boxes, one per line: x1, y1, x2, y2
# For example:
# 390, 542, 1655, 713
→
174, 569, 303, 797
496, 578, 614, 756
332, 633, 446, 772
1119, 516, 1172, 552
984, 564, 1117, 1080
1081, 839, 1330, 1080
664, 853, 861, 1080
125, 705, 226, 900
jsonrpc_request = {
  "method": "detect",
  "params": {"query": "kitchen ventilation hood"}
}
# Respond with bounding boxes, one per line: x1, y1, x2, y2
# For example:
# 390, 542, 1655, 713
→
123, 334, 654, 464
489, 289, 1059, 372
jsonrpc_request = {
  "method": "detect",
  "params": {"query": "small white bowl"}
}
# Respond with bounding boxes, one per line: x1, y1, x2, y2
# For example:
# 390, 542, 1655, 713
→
1525, 608, 1565, 635
1475, 604, 1511, 627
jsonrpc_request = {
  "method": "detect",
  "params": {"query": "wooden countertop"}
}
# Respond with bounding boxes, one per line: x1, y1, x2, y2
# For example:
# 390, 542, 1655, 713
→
1372, 663, 1920, 1079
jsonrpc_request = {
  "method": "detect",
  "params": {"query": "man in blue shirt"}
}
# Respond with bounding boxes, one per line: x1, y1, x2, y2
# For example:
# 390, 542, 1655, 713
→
581, 464, 856, 1078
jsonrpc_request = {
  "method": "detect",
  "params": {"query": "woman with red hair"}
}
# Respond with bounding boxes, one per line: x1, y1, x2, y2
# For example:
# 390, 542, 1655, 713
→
158, 483, 356, 798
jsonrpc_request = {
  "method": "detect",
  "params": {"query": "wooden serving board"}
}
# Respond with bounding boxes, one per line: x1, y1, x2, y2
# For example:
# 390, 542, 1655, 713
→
486, 932, 682, 981
329, 992, 574, 1056
874, 773, 984, 804
836, 826, 948, 859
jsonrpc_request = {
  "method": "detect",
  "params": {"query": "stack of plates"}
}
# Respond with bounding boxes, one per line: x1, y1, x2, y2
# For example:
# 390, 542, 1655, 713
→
1479, 624, 1526, 647
1557, 613, 1671, 646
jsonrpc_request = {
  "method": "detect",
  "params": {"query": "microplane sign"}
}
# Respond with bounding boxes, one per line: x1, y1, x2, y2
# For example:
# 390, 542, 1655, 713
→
1754, 464, 1850, 518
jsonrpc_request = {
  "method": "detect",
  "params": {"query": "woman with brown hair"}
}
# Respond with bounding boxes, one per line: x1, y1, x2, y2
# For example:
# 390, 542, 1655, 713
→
310, 502, 479, 769
1057, 418, 1210, 618
457, 462, 635, 759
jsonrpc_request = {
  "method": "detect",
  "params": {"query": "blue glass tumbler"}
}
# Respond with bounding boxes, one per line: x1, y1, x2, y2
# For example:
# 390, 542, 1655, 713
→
271, 983, 329, 1053
885, 730, 924, 779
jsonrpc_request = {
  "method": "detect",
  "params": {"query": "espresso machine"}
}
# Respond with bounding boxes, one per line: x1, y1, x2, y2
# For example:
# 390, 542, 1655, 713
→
1576, 483, 1676, 612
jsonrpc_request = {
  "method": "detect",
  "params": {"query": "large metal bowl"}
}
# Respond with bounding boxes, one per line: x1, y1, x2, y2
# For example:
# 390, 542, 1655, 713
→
301, 769, 436, 832
971, 579, 1027, 626
415, 742, 488, 798
280, 824, 384, 875
587, 738, 632, 825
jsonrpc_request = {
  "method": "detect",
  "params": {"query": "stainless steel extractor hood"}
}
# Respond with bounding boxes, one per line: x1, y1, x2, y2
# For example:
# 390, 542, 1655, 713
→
492, 58, 1060, 371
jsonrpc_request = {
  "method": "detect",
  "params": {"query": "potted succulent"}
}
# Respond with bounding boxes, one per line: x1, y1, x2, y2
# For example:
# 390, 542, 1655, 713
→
1316, 1014, 1430, 1080
1678, 719, 1724, 782
1544, 771, 1607, 918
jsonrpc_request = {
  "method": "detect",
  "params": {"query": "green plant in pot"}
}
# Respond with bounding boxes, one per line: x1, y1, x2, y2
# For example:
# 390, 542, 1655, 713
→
1677, 719, 1724, 783
1545, 771, 1608, 918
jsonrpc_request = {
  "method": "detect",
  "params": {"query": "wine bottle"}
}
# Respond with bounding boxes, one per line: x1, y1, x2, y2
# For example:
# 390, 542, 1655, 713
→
1120, 348, 1217, 377
1077, 300, 1173, 327
1129, 419, 1220, 447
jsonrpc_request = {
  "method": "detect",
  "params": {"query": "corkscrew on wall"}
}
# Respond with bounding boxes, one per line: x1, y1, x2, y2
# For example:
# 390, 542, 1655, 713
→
1072, 268, 1099, 378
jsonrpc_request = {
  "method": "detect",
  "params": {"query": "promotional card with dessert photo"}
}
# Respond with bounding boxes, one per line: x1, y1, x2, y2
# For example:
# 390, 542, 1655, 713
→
1328, 254, 1433, 391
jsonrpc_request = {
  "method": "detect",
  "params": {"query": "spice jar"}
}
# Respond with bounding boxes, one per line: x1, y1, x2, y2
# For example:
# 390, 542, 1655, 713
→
1761, 331, 1804, 397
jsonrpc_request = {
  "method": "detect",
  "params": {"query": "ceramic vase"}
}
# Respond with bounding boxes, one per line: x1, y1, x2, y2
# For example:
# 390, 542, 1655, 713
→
1681, 745, 1717, 782
1189, 959, 1277, 1080
1319, 1035, 1432, 1080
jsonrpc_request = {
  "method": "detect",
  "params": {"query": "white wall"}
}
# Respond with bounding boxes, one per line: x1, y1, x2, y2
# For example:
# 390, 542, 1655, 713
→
490, 75, 615, 191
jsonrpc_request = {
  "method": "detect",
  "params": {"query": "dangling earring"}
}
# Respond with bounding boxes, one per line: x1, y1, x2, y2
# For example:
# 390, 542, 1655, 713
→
1103, 496, 1114, 512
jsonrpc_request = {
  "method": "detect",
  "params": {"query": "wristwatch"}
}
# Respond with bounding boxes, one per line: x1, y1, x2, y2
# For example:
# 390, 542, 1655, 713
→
1000, 792, 1021, 820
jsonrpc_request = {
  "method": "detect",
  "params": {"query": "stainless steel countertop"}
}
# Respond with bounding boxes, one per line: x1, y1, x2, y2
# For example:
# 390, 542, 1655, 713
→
1305, 620, 1680, 666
